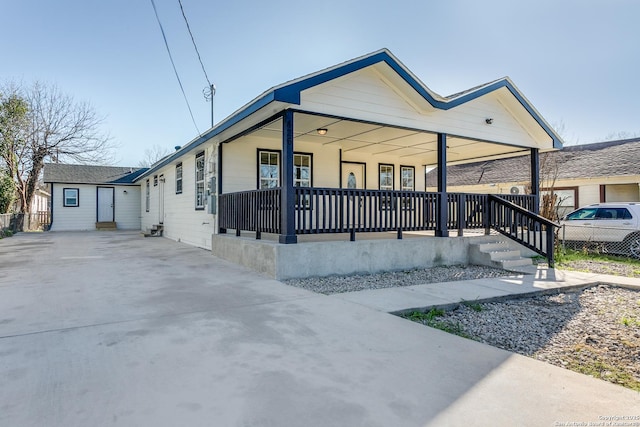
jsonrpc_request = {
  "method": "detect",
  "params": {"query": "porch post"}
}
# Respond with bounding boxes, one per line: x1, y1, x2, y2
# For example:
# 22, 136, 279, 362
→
436, 133, 449, 237
530, 148, 540, 214
218, 142, 226, 234
279, 110, 297, 244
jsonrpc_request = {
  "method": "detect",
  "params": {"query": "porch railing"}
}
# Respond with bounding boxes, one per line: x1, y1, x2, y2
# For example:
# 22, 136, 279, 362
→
486, 195, 559, 266
220, 189, 541, 237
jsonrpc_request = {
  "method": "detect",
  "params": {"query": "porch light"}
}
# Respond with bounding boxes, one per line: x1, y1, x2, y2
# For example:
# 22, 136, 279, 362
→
485, 118, 493, 124
316, 128, 328, 135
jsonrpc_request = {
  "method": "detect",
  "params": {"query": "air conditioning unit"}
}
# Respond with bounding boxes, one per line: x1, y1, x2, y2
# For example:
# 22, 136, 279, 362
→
509, 185, 526, 195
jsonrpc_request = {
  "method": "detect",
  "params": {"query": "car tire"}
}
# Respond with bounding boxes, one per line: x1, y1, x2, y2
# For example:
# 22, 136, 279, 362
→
623, 232, 640, 259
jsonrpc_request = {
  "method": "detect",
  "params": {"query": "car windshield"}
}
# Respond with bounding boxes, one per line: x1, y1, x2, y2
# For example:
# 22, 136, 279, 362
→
565, 207, 597, 220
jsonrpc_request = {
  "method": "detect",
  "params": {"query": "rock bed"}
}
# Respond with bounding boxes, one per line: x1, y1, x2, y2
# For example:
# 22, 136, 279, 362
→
283, 265, 516, 295
426, 284, 640, 390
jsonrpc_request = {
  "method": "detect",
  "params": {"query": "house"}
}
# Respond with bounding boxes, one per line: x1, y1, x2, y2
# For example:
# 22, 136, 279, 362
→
426, 138, 640, 219
133, 49, 562, 278
43, 164, 148, 231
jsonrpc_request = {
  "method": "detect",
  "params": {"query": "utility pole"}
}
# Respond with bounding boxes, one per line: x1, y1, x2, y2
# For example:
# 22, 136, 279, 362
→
204, 83, 216, 128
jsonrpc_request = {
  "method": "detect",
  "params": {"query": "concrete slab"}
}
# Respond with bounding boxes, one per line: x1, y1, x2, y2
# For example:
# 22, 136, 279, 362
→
1, 232, 638, 427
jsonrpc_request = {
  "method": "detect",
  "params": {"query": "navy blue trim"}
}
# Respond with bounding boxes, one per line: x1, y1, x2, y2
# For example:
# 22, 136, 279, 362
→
137, 50, 561, 181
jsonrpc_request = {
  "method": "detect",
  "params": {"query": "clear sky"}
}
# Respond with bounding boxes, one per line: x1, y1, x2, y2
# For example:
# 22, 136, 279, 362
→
2, 0, 639, 166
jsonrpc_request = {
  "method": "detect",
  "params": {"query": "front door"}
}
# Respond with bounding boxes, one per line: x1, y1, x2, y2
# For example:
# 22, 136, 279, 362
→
341, 162, 365, 229
97, 187, 114, 222
341, 162, 365, 190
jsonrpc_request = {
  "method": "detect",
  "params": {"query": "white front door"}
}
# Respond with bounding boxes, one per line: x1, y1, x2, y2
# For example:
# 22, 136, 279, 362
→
341, 162, 365, 190
97, 187, 114, 222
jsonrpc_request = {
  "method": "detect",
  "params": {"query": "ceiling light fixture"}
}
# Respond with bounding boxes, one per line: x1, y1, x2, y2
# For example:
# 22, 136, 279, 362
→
316, 128, 328, 135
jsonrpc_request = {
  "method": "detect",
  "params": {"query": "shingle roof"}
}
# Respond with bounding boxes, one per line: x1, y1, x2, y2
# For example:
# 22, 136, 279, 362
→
43, 164, 148, 185
426, 138, 640, 187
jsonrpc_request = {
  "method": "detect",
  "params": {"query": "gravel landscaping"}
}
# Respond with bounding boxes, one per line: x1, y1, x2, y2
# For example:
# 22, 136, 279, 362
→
283, 265, 515, 295
412, 285, 640, 391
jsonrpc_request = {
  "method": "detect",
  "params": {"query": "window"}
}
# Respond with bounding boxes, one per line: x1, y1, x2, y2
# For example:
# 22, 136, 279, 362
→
379, 164, 394, 190
153, 175, 158, 186
400, 166, 415, 191
145, 180, 150, 212
566, 207, 597, 220
294, 153, 311, 187
596, 208, 632, 220
195, 152, 205, 210
63, 188, 79, 207
259, 150, 280, 189
379, 164, 394, 210
175, 163, 183, 194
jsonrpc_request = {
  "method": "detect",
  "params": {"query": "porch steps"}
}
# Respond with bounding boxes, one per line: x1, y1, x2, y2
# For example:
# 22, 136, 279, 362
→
96, 221, 117, 230
469, 240, 534, 273
142, 224, 164, 237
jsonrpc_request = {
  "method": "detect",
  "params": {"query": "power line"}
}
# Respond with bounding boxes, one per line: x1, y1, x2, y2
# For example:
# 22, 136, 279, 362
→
149, 0, 201, 135
178, 0, 212, 87
177, 0, 216, 127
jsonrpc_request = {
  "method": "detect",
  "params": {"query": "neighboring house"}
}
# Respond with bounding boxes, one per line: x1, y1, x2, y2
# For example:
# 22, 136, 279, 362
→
131, 48, 561, 277
31, 185, 50, 214
43, 164, 148, 231
426, 138, 640, 218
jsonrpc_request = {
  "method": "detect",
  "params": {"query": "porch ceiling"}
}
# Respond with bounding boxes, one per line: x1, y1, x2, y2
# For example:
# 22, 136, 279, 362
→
248, 112, 529, 166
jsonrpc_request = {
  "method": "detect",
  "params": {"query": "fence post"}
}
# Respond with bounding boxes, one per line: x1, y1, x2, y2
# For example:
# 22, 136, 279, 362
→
457, 194, 465, 237
546, 225, 555, 267
485, 197, 492, 235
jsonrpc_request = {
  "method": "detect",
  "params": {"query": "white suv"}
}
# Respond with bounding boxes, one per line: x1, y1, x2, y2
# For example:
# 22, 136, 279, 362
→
559, 202, 640, 258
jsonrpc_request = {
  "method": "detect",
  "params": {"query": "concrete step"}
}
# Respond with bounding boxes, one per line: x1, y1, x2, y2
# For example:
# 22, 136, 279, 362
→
96, 221, 117, 230
143, 224, 164, 237
469, 240, 533, 273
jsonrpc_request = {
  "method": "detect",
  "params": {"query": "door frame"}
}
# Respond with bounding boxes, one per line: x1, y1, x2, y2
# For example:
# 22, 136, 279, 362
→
96, 186, 115, 222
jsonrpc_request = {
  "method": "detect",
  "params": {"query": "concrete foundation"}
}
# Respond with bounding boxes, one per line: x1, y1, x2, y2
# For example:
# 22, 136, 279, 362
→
212, 233, 507, 279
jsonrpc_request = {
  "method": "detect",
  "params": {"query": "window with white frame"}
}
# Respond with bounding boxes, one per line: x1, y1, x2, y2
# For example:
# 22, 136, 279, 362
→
294, 153, 311, 187
63, 188, 79, 207
195, 152, 205, 210
379, 164, 394, 210
175, 163, 183, 194
145, 180, 150, 212
153, 175, 158, 186
379, 164, 394, 190
401, 166, 415, 191
259, 150, 280, 189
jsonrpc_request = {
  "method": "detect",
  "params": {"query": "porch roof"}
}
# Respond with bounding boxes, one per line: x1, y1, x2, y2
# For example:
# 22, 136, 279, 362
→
136, 48, 562, 181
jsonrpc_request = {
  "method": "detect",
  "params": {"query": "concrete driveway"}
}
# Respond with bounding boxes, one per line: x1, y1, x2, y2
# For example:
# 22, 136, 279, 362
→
0, 232, 637, 426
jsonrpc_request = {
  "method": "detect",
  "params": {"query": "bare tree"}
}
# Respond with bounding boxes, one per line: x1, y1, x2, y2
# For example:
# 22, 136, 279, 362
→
0, 82, 113, 213
137, 144, 171, 168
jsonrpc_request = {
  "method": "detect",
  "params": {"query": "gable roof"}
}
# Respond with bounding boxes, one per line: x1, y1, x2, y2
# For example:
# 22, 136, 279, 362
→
43, 164, 148, 185
426, 138, 640, 187
136, 48, 562, 181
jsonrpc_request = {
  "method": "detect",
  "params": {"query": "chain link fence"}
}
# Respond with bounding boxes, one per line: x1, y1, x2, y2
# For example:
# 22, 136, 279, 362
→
559, 223, 640, 259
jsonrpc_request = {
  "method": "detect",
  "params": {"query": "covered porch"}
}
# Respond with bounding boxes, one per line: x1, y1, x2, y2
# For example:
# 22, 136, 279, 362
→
203, 49, 561, 277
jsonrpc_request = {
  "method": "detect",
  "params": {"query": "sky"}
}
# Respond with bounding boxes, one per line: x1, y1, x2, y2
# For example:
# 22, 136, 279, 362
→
2, 0, 639, 166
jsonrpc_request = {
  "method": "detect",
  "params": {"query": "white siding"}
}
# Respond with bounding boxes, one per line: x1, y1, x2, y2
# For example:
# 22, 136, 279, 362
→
140, 145, 218, 249
50, 184, 96, 231
223, 134, 426, 192
51, 184, 141, 231
113, 186, 142, 229
299, 67, 550, 149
